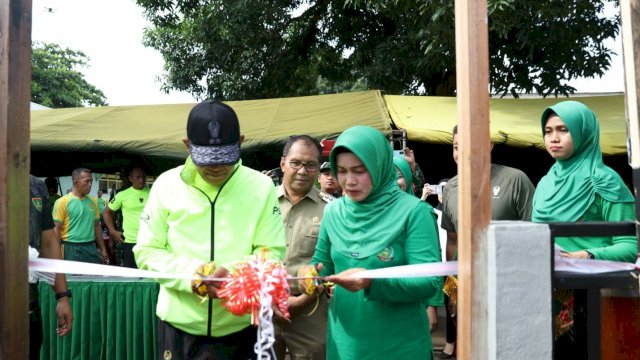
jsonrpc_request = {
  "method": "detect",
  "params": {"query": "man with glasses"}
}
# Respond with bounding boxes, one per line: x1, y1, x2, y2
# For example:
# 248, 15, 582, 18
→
274, 135, 330, 360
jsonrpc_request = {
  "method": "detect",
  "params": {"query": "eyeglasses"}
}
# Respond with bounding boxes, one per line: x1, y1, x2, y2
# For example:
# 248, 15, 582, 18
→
288, 160, 319, 172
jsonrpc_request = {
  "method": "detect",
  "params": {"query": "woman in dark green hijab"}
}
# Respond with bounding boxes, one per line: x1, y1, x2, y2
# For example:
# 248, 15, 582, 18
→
533, 100, 636, 262
309, 126, 443, 360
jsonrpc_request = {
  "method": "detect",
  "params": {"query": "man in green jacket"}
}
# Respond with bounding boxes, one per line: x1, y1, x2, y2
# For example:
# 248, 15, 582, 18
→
134, 100, 286, 360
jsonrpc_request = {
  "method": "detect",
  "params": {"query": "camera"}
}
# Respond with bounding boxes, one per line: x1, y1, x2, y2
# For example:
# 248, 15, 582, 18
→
265, 167, 283, 186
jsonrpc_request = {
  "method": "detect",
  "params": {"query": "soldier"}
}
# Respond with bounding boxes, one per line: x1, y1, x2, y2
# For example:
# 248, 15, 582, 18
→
103, 166, 150, 268
318, 161, 341, 199
274, 135, 331, 360
53, 168, 109, 264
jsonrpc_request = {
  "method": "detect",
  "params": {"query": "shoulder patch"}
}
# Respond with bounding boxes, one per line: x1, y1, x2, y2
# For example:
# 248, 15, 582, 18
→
318, 191, 335, 203
32, 197, 43, 212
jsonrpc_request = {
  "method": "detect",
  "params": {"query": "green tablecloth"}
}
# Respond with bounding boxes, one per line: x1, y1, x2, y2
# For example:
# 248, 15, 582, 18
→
38, 276, 159, 360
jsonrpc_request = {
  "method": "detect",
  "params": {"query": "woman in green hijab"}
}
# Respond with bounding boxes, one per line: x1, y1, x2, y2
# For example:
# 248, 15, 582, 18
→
393, 155, 444, 335
533, 100, 636, 262
393, 156, 415, 195
309, 126, 443, 359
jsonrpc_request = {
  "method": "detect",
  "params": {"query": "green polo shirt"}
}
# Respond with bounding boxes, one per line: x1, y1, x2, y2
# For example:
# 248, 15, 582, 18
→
53, 193, 99, 243
108, 186, 150, 244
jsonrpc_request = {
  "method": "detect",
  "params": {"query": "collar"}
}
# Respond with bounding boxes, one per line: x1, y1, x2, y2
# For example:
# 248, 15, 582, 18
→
180, 156, 240, 189
277, 185, 321, 204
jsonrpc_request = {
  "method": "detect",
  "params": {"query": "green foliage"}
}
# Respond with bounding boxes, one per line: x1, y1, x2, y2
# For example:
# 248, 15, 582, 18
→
32, 42, 108, 108
137, 0, 619, 100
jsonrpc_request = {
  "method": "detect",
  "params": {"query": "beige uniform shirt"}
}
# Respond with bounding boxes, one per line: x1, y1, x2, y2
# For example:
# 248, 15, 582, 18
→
277, 186, 331, 294
275, 185, 331, 359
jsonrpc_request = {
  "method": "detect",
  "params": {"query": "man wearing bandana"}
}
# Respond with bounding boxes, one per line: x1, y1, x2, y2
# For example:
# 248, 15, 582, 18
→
134, 100, 286, 359
103, 166, 150, 268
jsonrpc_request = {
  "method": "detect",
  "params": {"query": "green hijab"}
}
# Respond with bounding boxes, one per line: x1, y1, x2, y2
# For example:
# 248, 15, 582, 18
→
393, 157, 414, 195
324, 126, 421, 259
532, 101, 634, 222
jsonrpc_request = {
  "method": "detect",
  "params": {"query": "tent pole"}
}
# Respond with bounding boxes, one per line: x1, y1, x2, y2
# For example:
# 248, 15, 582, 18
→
0, 0, 32, 358
454, 0, 491, 359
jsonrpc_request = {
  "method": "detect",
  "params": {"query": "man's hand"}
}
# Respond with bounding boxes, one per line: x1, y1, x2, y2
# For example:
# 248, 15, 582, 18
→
55, 298, 73, 336
403, 147, 417, 172
99, 248, 110, 264
427, 306, 438, 333
288, 294, 315, 317
325, 268, 371, 292
110, 231, 124, 244
192, 266, 229, 299
272, 303, 291, 325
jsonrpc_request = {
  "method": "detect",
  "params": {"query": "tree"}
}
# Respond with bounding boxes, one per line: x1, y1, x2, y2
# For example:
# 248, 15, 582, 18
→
137, 0, 619, 100
32, 42, 108, 108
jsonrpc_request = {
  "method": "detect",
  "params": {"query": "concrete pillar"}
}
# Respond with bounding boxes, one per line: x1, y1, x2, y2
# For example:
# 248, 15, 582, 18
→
487, 221, 552, 360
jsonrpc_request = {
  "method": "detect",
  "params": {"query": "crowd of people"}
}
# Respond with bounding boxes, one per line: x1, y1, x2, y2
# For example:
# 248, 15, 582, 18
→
27, 99, 637, 359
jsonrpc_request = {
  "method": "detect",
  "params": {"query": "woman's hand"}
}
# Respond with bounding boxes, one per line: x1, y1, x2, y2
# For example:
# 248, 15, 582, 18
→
421, 184, 432, 201
560, 250, 589, 259
403, 148, 417, 172
325, 268, 371, 292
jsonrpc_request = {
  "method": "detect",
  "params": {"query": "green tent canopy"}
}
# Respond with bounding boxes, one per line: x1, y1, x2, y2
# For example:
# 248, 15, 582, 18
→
30, 90, 627, 175
384, 94, 627, 156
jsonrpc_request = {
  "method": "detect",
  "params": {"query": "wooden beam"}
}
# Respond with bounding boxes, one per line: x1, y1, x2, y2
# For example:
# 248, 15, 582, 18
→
454, 0, 491, 359
620, 0, 640, 260
0, 0, 32, 358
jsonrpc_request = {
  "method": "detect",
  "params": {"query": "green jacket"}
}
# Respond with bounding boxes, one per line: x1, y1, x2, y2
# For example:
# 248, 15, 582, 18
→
134, 159, 286, 337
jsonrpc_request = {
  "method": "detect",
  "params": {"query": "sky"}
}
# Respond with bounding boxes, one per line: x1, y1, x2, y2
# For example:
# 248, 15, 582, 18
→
31, 0, 625, 107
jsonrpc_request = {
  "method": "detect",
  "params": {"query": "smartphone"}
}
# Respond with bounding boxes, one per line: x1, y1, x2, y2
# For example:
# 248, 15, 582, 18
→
393, 150, 404, 158
428, 184, 443, 195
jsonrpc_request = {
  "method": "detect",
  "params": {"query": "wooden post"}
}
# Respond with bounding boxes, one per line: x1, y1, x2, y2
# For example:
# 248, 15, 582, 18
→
454, 1, 491, 359
0, 0, 32, 358
600, 2, 640, 359
621, 0, 640, 259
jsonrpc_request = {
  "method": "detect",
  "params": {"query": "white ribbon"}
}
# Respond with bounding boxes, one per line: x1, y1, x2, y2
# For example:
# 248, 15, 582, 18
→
29, 257, 635, 283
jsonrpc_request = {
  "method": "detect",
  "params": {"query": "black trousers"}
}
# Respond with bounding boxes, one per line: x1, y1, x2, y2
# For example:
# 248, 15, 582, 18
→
123, 242, 137, 268
444, 294, 456, 343
29, 308, 43, 360
157, 319, 257, 360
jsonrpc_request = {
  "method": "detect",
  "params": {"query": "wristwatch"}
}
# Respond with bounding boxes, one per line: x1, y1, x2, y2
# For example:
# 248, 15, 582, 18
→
55, 289, 72, 300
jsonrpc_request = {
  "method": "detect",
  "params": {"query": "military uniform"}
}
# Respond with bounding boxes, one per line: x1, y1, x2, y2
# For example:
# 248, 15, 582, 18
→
275, 186, 332, 360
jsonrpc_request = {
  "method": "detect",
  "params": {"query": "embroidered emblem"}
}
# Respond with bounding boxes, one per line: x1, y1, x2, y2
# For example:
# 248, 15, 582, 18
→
318, 191, 335, 203
163, 350, 172, 360
32, 197, 43, 212
377, 246, 395, 262
208, 120, 221, 144
312, 216, 320, 224
351, 252, 359, 258
493, 186, 501, 197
